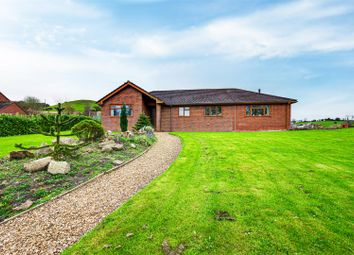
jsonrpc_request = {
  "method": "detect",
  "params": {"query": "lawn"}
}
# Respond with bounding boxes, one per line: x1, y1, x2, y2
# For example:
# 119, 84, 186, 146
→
63, 129, 354, 254
0, 134, 58, 158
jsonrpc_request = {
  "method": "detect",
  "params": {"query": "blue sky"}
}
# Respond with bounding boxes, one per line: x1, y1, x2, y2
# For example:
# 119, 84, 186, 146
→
0, 0, 353, 120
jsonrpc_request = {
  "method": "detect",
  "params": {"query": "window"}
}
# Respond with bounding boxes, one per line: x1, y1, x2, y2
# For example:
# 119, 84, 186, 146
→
246, 105, 270, 116
110, 105, 133, 116
179, 107, 190, 116
205, 106, 222, 116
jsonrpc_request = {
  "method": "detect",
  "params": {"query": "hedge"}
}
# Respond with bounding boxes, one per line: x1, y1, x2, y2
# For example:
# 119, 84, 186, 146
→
0, 114, 99, 137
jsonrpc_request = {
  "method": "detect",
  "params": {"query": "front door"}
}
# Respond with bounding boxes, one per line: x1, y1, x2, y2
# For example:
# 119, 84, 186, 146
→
148, 106, 156, 128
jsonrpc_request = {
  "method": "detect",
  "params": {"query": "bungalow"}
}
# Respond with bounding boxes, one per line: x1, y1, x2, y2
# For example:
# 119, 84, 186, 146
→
0, 92, 26, 115
97, 81, 297, 132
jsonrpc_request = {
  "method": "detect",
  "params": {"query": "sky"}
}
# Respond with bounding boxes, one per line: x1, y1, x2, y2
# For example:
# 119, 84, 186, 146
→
0, 0, 353, 120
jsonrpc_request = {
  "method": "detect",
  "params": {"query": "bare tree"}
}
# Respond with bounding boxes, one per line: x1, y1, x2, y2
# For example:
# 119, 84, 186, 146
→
21, 96, 44, 114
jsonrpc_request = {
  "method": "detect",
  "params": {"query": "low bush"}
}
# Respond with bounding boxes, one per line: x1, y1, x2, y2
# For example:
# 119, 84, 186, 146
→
0, 114, 98, 137
133, 113, 152, 131
130, 134, 156, 146
72, 120, 105, 141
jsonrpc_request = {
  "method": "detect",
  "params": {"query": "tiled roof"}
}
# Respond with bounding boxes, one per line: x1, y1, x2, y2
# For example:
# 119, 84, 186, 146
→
150, 88, 297, 106
0, 102, 12, 110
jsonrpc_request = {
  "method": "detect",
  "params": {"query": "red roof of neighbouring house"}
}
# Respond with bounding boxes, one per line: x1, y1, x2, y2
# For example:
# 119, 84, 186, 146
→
0, 91, 27, 114
0, 92, 11, 102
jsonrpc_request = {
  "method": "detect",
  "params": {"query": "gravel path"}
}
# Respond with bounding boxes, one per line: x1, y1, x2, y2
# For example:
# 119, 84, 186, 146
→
0, 133, 181, 255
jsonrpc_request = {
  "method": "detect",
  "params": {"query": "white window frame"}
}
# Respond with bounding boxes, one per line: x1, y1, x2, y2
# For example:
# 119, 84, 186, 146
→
179, 107, 190, 117
110, 105, 133, 117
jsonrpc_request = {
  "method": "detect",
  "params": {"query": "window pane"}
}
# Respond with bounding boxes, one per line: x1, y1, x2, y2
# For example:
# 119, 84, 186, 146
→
252, 105, 264, 116
265, 105, 270, 115
126, 106, 132, 116
185, 107, 190, 116
179, 107, 184, 116
205, 107, 210, 115
217, 106, 222, 115
246, 106, 250, 116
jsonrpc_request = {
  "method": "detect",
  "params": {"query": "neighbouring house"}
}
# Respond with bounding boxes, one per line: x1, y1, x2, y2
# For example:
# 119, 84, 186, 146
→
0, 92, 27, 115
97, 81, 297, 132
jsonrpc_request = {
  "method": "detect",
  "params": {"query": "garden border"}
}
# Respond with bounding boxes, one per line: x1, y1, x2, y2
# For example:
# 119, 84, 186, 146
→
0, 141, 155, 225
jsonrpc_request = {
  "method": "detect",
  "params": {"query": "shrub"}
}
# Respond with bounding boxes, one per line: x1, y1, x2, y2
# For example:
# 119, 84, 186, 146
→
134, 113, 152, 131
72, 119, 105, 141
0, 114, 98, 137
120, 103, 128, 132
130, 134, 156, 146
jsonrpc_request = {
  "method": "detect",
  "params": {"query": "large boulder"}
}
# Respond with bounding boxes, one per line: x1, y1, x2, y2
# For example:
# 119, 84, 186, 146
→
10, 151, 34, 160
24, 157, 52, 172
47, 160, 70, 174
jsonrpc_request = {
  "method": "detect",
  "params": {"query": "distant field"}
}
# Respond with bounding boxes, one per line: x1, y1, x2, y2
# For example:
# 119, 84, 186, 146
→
48, 100, 98, 113
297, 120, 344, 127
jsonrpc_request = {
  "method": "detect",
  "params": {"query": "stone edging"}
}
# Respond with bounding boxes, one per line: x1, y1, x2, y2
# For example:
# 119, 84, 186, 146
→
0, 142, 155, 225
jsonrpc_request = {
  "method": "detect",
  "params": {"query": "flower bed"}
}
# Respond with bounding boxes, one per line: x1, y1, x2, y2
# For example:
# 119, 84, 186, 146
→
0, 133, 156, 222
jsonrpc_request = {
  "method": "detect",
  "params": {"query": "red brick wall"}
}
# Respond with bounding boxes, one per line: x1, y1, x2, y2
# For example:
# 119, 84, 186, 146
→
161, 104, 291, 132
101, 86, 143, 131
235, 104, 290, 131
0, 103, 27, 115
161, 105, 235, 132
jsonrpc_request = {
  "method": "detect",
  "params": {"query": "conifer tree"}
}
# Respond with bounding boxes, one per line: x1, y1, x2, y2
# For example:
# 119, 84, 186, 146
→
120, 103, 128, 132
134, 113, 152, 130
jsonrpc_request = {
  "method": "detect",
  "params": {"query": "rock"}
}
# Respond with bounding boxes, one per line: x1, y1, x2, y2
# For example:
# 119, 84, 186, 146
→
52, 138, 78, 145
126, 232, 134, 238
14, 199, 33, 211
100, 141, 123, 152
113, 160, 123, 166
98, 140, 115, 149
10, 151, 34, 160
83, 147, 95, 153
101, 145, 113, 152
112, 143, 124, 151
24, 157, 52, 172
35, 143, 53, 156
48, 160, 70, 174
123, 131, 134, 138
130, 143, 136, 149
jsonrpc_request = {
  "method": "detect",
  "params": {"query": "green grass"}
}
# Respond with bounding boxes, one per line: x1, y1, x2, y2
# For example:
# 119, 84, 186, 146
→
0, 134, 57, 158
297, 120, 344, 127
63, 129, 354, 254
48, 100, 98, 113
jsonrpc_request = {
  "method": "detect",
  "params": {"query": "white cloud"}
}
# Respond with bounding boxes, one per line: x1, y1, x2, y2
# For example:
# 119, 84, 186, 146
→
131, 0, 354, 59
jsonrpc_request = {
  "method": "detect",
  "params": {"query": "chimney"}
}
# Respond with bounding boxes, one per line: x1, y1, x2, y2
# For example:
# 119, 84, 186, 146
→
258, 89, 261, 94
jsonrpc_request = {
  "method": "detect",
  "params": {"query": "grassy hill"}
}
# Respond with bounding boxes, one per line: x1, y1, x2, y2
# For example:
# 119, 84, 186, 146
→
47, 100, 99, 114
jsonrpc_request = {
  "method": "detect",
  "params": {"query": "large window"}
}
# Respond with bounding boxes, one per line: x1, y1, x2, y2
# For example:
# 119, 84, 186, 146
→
205, 106, 222, 116
246, 105, 270, 116
110, 105, 133, 116
179, 107, 190, 116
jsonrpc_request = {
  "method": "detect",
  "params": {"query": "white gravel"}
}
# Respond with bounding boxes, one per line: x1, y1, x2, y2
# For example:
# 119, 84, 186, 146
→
0, 133, 181, 255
